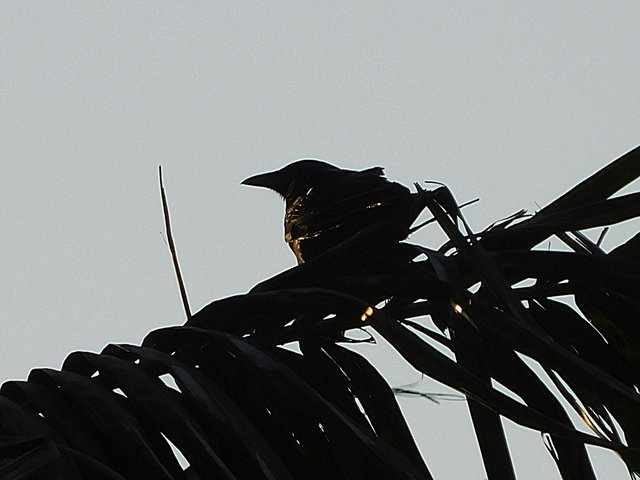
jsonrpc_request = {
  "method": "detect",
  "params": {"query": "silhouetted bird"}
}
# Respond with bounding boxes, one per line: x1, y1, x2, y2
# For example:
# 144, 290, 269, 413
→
242, 160, 429, 264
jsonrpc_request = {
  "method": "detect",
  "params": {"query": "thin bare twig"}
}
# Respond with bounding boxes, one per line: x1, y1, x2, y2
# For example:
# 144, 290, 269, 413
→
159, 166, 191, 321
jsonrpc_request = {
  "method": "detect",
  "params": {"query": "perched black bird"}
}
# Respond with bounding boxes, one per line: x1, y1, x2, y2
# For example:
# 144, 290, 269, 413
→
242, 160, 428, 264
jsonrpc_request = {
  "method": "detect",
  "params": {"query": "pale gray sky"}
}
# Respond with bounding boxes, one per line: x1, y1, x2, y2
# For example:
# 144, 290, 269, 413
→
1, 2, 639, 479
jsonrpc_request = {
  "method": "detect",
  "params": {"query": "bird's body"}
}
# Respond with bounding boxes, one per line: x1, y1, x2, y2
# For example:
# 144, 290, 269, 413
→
242, 160, 425, 263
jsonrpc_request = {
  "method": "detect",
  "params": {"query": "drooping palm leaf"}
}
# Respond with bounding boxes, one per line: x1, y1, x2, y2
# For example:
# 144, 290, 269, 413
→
1, 146, 640, 479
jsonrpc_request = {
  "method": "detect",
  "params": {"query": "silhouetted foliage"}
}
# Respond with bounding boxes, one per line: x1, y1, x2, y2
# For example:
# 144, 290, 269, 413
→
1, 146, 639, 479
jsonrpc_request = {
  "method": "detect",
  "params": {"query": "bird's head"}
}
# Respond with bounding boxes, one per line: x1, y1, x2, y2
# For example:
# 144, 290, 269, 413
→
241, 159, 344, 201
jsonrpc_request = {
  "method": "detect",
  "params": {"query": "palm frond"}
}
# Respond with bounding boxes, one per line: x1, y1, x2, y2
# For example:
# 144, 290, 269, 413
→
2, 146, 640, 479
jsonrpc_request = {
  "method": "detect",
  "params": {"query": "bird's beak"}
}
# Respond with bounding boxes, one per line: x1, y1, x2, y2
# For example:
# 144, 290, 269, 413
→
241, 171, 273, 187
241, 170, 285, 193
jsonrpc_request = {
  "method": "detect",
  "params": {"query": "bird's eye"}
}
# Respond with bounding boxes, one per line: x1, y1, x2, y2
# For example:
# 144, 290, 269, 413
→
367, 202, 383, 209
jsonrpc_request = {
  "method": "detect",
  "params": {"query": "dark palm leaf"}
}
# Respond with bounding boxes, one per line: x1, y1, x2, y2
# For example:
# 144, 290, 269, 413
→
2, 146, 640, 479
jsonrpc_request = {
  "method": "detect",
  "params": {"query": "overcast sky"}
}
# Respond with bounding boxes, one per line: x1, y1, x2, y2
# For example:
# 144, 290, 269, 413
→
1, 2, 639, 479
